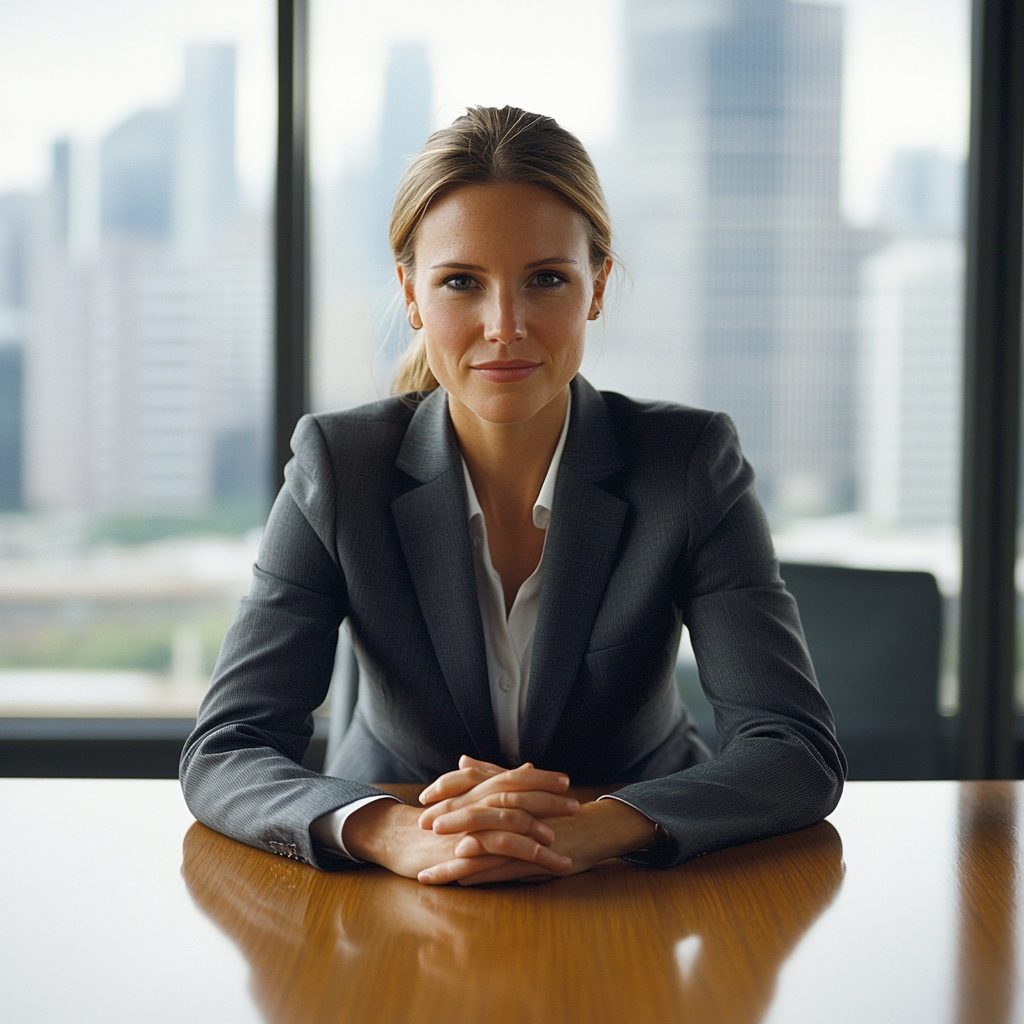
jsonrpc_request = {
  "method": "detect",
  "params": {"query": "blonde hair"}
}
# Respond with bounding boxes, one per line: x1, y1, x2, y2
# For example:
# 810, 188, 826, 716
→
389, 106, 613, 395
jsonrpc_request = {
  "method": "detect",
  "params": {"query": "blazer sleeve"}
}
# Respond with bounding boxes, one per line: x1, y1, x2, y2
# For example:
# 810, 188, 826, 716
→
179, 416, 389, 870
611, 412, 847, 867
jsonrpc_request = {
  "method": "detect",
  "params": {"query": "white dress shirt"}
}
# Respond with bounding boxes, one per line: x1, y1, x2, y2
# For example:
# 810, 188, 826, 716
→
311, 392, 651, 859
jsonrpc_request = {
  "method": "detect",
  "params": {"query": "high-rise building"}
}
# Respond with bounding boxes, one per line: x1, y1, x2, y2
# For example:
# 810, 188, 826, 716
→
877, 149, 963, 238
175, 44, 238, 254
100, 110, 175, 242
314, 42, 433, 410
23, 43, 269, 517
611, 0, 870, 517
859, 151, 964, 527
0, 194, 31, 511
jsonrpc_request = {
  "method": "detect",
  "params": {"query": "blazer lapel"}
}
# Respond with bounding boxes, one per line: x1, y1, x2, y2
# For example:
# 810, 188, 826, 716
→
520, 377, 628, 765
391, 389, 503, 763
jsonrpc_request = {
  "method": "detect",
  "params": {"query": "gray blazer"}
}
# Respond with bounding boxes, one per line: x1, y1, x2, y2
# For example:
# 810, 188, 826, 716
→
180, 375, 845, 870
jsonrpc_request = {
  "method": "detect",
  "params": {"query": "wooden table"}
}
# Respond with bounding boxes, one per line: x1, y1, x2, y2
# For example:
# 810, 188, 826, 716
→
0, 779, 1020, 1024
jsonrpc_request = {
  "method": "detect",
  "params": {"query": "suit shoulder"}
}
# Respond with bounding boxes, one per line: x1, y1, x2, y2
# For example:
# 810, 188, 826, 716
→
598, 390, 727, 463
292, 395, 418, 469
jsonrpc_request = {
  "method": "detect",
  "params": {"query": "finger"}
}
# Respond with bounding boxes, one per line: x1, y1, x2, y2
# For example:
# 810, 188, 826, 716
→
479, 791, 581, 819
430, 806, 555, 843
458, 754, 509, 774
470, 764, 571, 798
419, 788, 581, 830
419, 766, 571, 825
457, 862, 557, 886
419, 766, 496, 806
418, 855, 514, 886
453, 831, 572, 874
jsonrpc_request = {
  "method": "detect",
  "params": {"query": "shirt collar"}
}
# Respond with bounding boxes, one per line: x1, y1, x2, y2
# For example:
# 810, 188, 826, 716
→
462, 389, 572, 530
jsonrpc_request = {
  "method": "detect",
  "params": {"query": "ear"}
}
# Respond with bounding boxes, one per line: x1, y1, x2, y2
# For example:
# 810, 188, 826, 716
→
589, 257, 613, 316
397, 264, 416, 308
397, 264, 423, 330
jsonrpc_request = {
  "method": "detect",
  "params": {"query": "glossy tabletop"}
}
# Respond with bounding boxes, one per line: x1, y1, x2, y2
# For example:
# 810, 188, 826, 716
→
1, 779, 1021, 1024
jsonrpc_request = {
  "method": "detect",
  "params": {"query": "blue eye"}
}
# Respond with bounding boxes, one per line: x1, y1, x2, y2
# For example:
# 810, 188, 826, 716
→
444, 274, 476, 290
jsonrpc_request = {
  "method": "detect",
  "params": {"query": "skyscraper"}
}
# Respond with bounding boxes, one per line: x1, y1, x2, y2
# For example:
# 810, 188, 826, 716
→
0, 194, 31, 511
314, 42, 433, 411
859, 151, 964, 527
100, 109, 175, 242
175, 44, 238, 254
23, 43, 269, 517
614, 0, 869, 517
374, 43, 433, 364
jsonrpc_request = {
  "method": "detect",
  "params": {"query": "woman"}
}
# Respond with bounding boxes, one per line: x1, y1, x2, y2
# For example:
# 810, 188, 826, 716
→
181, 106, 845, 886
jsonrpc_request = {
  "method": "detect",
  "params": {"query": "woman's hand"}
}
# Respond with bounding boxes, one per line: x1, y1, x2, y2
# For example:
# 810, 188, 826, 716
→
341, 793, 572, 882
418, 756, 581, 834
419, 797, 658, 886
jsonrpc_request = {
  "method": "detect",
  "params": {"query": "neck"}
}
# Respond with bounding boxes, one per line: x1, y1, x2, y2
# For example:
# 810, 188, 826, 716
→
449, 387, 569, 522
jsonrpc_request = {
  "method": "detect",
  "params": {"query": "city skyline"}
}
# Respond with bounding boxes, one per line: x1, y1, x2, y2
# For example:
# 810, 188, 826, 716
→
1, 2, 970, 532
4, 43, 271, 519
0, 1, 968, 228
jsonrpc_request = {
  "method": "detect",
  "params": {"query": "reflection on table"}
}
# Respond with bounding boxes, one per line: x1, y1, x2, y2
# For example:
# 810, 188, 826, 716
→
182, 784, 843, 1024
2, 780, 1021, 1024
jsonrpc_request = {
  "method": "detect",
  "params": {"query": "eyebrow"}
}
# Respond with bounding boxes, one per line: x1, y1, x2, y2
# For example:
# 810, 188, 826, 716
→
428, 256, 579, 271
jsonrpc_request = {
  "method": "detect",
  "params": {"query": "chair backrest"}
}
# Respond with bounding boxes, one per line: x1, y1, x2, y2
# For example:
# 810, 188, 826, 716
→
677, 562, 947, 779
780, 562, 945, 779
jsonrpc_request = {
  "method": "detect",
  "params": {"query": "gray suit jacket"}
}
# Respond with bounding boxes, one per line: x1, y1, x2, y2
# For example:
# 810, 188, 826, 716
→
180, 375, 845, 870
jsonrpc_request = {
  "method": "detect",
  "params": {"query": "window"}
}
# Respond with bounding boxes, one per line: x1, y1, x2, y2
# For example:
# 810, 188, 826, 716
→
309, 0, 969, 725
0, 2, 275, 720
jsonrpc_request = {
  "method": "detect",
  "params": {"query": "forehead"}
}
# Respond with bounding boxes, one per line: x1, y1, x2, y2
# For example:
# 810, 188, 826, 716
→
415, 182, 589, 261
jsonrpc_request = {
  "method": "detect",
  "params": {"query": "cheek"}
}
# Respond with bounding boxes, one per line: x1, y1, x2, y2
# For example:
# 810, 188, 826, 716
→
419, 298, 475, 352
544, 307, 588, 361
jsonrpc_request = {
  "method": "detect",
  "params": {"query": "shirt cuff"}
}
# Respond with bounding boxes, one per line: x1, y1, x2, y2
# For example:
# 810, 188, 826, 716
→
309, 794, 401, 861
596, 793, 659, 840
595, 793, 655, 819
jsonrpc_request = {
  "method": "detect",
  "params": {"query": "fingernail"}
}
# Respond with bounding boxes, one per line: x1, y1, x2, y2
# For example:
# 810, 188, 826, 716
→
567, 800, 580, 812
558, 776, 569, 787
419, 871, 434, 883
538, 826, 554, 841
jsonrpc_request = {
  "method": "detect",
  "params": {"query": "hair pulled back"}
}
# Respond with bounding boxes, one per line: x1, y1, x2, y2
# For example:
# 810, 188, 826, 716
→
389, 105, 612, 395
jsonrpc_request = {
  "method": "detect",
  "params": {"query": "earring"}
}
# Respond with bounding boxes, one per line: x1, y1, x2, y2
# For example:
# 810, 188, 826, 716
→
588, 309, 601, 321
408, 305, 423, 330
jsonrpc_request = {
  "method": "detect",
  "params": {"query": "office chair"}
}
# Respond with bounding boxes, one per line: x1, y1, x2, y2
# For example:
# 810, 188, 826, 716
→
677, 562, 947, 780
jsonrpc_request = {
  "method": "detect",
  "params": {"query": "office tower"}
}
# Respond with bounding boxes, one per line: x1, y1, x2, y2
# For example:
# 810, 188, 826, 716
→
877, 149, 963, 238
374, 43, 433, 365
23, 44, 269, 517
100, 110, 175, 242
615, 0, 868, 517
314, 42, 433, 410
206, 209, 272, 506
859, 151, 964, 527
23, 143, 94, 513
0, 194, 31, 511
175, 44, 239, 254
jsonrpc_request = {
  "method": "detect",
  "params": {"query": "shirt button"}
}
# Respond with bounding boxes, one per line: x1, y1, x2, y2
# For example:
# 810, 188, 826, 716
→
499, 675, 512, 692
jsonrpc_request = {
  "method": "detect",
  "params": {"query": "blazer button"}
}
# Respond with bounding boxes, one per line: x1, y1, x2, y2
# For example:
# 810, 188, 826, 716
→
499, 675, 511, 693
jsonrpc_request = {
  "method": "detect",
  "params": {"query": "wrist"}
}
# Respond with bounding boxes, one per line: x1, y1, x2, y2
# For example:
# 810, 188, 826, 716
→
576, 798, 657, 862
343, 799, 419, 865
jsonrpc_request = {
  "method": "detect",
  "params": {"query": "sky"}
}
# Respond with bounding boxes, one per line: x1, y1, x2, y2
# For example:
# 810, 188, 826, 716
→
0, 0, 969, 225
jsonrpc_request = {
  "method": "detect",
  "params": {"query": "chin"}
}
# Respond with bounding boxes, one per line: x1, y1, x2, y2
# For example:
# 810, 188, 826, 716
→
467, 392, 549, 425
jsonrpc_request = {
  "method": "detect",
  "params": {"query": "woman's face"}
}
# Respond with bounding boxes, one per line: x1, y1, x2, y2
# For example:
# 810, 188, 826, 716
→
399, 181, 610, 426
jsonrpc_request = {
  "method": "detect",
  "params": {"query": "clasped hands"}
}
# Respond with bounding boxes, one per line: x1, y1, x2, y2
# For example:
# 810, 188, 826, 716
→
343, 754, 656, 887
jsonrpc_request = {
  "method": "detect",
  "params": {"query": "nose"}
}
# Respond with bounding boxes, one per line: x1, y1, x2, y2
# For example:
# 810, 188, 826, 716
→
484, 287, 525, 345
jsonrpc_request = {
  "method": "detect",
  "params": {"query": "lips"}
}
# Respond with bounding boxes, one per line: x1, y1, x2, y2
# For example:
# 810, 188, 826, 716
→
471, 361, 540, 383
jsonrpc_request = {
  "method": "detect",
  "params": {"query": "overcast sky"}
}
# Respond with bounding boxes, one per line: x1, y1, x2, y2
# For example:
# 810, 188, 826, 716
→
0, 0, 968, 225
